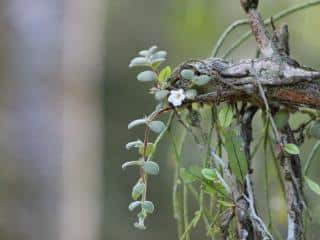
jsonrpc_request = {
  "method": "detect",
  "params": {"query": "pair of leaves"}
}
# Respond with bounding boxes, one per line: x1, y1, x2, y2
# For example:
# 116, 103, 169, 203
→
180, 69, 211, 86
128, 118, 165, 133
129, 200, 155, 213
122, 160, 159, 175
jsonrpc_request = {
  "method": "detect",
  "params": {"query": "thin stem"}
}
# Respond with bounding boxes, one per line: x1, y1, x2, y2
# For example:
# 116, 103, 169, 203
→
263, 121, 272, 228
222, 0, 320, 58
147, 112, 174, 162
183, 185, 190, 240
303, 140, 320, 176
170, 125, 186, 239
211, 19, 248, 57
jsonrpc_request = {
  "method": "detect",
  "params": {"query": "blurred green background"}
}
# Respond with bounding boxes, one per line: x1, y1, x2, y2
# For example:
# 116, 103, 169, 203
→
106, 0, 320, 239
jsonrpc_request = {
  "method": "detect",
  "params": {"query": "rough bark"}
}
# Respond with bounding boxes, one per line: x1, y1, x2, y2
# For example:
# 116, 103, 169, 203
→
168, 0, 311, 239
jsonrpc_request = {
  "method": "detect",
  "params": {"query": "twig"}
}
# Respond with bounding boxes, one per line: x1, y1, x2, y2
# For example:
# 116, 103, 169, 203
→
223, 0, 320, 58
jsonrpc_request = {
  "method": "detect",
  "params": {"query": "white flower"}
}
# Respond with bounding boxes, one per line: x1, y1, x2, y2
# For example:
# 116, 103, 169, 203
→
168, 89, 186, 107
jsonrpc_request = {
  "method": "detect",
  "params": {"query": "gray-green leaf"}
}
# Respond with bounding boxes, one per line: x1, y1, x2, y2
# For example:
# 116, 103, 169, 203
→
129, 57, 150, 68
126, 140, 144, 150
284, 143, 300, 155
142, 161, 160, 175
155, 90, 169, 101
219, 105, 233, 128
305, 176, 320, 196
180, 69, 194, 80
147, 120, 166, 133
141, 201, 155, 213
128, 201, 141, 211
128, 118, 147, 129
193, 75, 211, 86
132, 182, 146, 200
122, 160, 144, 169
137, 70, 157, 82
185, 89, 197, 99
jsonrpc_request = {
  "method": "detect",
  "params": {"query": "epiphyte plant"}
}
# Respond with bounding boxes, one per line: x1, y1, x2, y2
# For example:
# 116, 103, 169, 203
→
123, 0, 320, 239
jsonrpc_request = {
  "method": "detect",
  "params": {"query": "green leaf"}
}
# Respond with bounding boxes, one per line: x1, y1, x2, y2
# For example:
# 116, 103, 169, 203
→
219, 105, 233, 128
132, 181, 146, 200
201, 168, 217, 181
142, 161, 160, 175
158, 66, 171, 82
310, 121, 320, 139
128, 118, 146, 129
180, 168, 196, 183
193, 75, 211, 86
274, 109, 289, 130
141, 201, 155, 213
284, 143, 300, 155
129, 57, 150, 68
188, 165, 202, 178
147, 120, 166, 133
137, 70, 157, 82
305, 176, 320, 196
138, 143, 155, 156
180, 69, 194, 80
154, 90, 169, 101
128, 201, 141, 211
224, 128, 247, 182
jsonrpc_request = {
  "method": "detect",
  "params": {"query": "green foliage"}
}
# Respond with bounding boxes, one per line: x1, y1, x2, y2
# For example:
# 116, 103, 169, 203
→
274, 109, 289, 130
284, 143, 300, 155
218, 105, 233, 128
224, 128, 247, 182
305, 176, 320, 196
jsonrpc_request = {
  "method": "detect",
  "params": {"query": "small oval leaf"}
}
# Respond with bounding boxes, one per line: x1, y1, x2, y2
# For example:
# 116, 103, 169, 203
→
180, 69, 194, 80
128, 118, 146, 129
284, 143, 300, 155
142, 161, 159, 175
154, 90, 169, 101
132, 182, 146, 200
128, 201, 141, 211
147, 120, 166, 133
193, 75, 211, 86
126, 140, 144, 150
185, 89, 197, 99
151, 51, 167, 60
201, 168, 217, 181
219, 105, 233, 128
129, 57, 150, 68
137, 70, 157, 82
158, 66, 171, 82
141, 201, 155, 213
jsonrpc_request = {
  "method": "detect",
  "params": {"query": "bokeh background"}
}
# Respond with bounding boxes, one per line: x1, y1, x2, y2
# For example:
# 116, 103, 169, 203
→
0, 0, 318, 240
